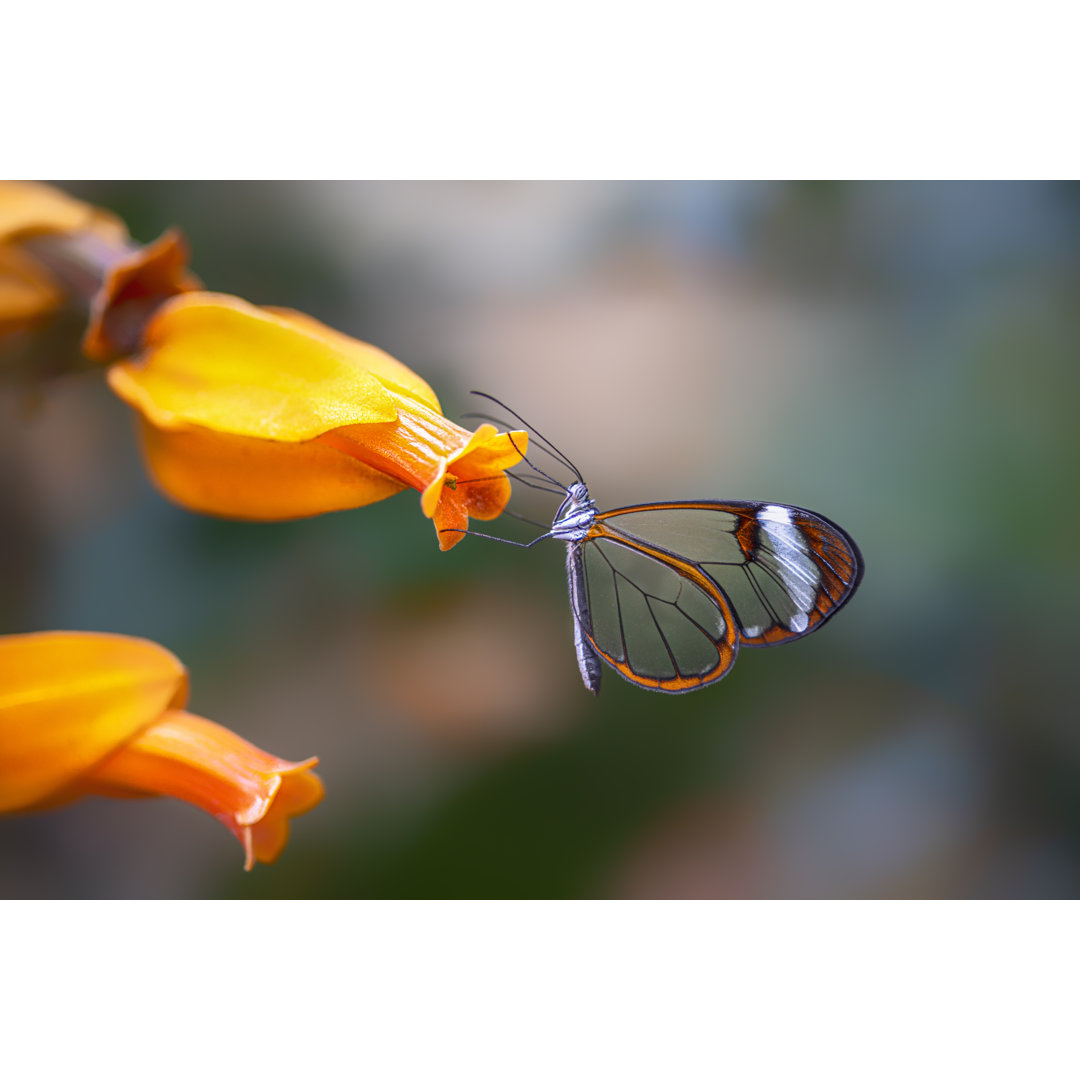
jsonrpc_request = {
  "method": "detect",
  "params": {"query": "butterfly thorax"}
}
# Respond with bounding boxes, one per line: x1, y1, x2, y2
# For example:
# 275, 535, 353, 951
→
550, 482, 597, 542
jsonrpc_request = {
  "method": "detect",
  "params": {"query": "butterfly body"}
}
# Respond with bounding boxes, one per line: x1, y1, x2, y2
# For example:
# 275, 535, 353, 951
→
552, 483, 604, 694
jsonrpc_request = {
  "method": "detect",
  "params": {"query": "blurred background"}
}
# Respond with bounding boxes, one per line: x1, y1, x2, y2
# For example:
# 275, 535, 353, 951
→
1, 181, 1078, 898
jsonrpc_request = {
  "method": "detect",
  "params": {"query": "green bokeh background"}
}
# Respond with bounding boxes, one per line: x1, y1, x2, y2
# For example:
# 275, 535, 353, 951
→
2, 181, 1077, 898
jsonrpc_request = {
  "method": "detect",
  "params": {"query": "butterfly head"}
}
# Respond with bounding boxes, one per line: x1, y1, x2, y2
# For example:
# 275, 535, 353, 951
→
551, 482, 597, 541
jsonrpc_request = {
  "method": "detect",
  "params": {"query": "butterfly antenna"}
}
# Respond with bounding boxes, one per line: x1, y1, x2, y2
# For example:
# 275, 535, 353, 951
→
438, 527, 553, 549
469, 391, 584, 484
498, 507, 553, 530
506, 470, 567, 496
500, 429, 570, 493
462, 410, 582, 480
452, 454, 565, 498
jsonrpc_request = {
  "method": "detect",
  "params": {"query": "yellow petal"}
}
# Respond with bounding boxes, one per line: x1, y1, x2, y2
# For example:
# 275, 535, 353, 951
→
420, 424, 527, 518
85, 710, 324, 871
462, 473, 513, 522
0, 181, 98, 243
432, 482, 471, 550
107, 292, 401, 440
247, 766, 326, 867
137, 416, 406, 519
267, 306, 441, 412
0, 631, 188, 812
449, 426, 529, 478
0, 181, 127, 246
419, 422, 496, 518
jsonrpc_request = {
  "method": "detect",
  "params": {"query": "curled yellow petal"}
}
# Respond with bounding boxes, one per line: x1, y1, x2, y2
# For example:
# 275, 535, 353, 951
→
424, 421, 526, 518
267, 306, 441, 412
0, 631, 188, 812
108, 292, 401, 439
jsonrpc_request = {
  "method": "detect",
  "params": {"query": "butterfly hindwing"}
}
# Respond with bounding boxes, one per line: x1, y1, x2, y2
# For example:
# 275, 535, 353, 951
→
574, 528, 739, 693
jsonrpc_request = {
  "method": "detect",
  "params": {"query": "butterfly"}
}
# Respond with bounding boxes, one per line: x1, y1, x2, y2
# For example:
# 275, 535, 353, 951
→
456, 395, 864, 695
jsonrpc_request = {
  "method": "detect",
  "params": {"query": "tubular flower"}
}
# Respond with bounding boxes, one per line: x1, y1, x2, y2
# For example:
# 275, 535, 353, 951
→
0, 182, 525, 548
0, 631, 323, 869
107, 292, 527, 550
0, 182, 140, 342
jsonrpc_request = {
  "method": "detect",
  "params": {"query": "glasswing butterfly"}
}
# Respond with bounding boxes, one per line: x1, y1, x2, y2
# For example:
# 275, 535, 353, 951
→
454, 395, 864, 696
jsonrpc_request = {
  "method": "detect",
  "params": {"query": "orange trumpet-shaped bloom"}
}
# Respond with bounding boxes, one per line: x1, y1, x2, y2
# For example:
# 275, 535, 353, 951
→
0, 631, 323, 869
0, 182, 196, 356
2, 183, 526, 547
0, 182, 127, 341
107, 292, 527, 550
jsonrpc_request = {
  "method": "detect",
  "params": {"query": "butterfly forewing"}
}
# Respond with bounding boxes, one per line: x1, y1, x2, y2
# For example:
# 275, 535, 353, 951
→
593, 501, 862, 648
576, 531, 739, 692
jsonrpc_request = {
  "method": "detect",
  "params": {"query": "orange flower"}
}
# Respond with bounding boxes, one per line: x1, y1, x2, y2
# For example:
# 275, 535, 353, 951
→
1, 183, 526, 549
0, 183, 114, 348
0, 631, 323, 869
0, 182, 194, 362
107, 292, 527, 549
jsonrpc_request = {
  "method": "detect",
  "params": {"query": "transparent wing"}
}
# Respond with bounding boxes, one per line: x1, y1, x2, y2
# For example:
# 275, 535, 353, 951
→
593, 501, 862, 647
574, 533, 739, 693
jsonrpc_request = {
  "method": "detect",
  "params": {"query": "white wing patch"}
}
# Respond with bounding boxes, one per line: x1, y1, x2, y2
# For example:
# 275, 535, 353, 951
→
758, 504, 820, 618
